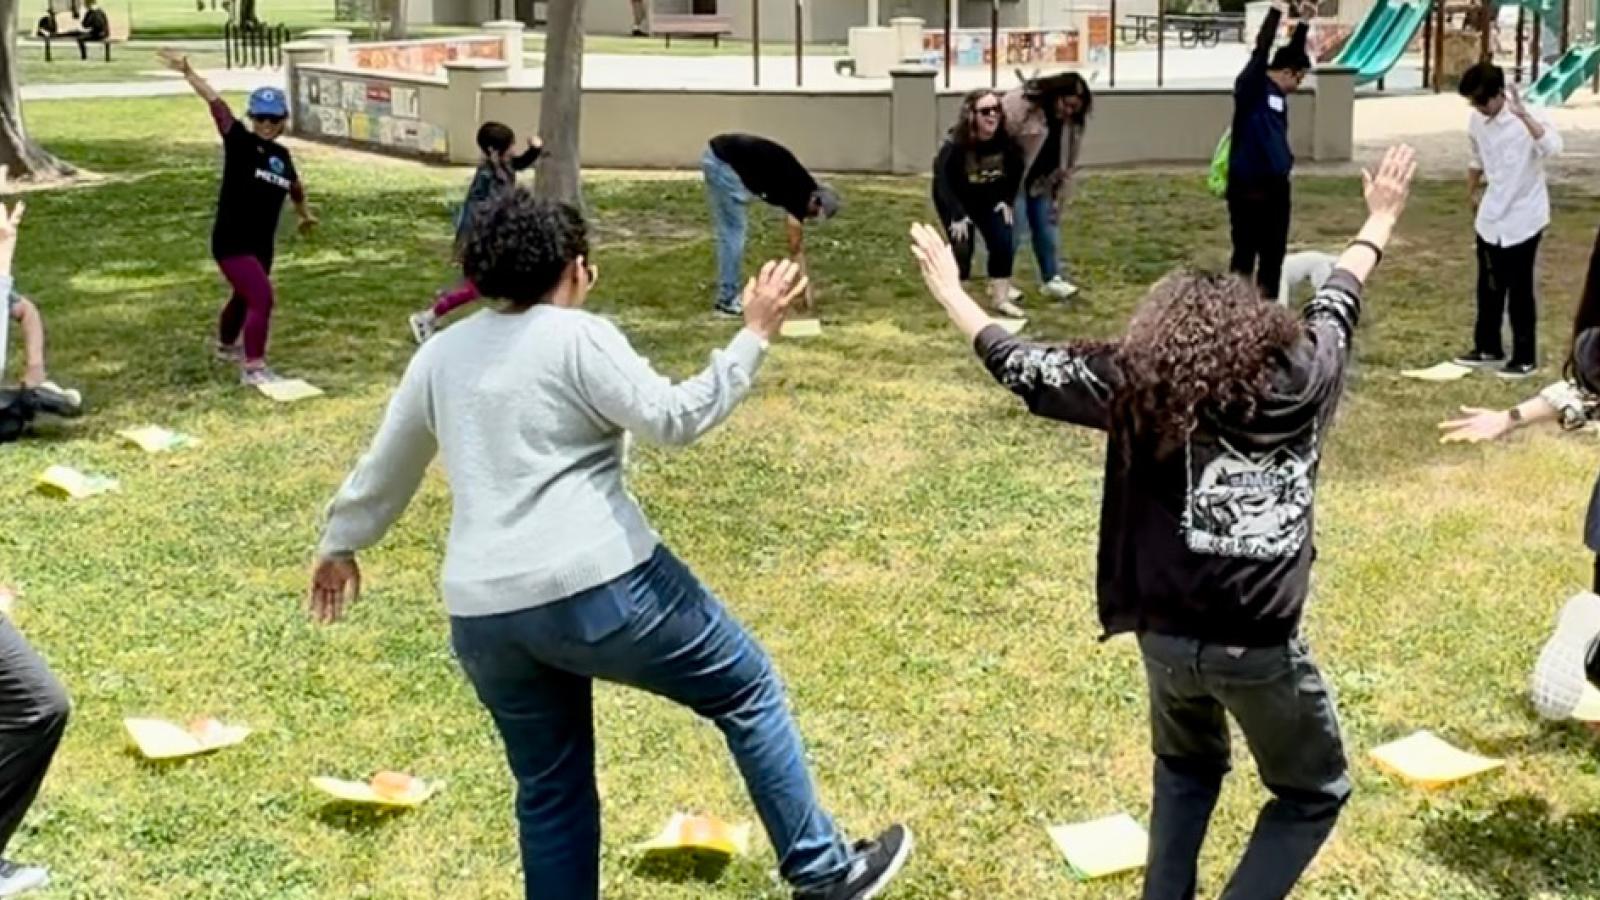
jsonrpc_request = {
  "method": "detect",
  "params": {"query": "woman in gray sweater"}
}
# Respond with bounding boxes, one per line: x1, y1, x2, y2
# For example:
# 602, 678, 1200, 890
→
309, 189, 910, 900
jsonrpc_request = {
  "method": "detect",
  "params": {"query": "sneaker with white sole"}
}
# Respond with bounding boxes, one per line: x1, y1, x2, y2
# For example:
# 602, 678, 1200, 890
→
214, 342, 244, 364
714, 298, 743, 318
1043, 276, 1079, 301
33, 381, 82, 417
240, 366, 283, 387
409, 310, 438, 345
794, 824, 913, 900
1531, 592, 1600, 719
0, 860, 49, 897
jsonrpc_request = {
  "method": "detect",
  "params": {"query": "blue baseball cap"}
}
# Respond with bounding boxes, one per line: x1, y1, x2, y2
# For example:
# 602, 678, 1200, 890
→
247, 86, 288, 118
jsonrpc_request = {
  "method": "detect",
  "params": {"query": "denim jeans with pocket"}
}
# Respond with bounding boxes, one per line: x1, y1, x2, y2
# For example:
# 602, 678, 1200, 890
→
450, 546, 852, 900
1013, 188, 1061, 283
702, 147, 752, 307
1136, 631, 1351, 900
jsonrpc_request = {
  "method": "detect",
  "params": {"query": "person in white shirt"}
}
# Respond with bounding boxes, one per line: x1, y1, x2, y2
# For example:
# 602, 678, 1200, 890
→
1453, 61, 1562, 380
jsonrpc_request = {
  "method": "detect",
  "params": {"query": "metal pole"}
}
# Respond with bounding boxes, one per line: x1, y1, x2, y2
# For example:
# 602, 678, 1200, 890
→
943, 0, 952, 88
1480, 0, 1489, 61
1422, 6, 1431, 86
795, 0, 803, 85
1531, 11, 1541, 80
1561, 0, 1570, 54
1157, 0, 1165, 87
990, 0, 999, 87
753, 0, 761, 85
1433, 0, 1445, 91
1515, 5, 1524, 80
1109, 0, 1116, 86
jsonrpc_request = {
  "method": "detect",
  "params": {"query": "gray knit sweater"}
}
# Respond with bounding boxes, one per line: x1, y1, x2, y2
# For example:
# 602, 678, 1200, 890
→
318, 304, 767, 617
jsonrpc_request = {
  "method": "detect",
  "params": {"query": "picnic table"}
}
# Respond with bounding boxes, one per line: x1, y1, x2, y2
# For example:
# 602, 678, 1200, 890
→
1120, 12, 1245, 47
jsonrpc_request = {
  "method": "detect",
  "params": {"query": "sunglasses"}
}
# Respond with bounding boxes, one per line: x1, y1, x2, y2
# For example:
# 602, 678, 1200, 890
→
975, 106, 1001, 117
254, 115, 286, 125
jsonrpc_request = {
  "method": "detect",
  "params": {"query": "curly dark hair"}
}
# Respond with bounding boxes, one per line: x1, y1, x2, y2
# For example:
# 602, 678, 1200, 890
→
1107, 270, 1303, 459
460, 187, 589, 310
950, 88, 1001, 148
476, 121, 516, 155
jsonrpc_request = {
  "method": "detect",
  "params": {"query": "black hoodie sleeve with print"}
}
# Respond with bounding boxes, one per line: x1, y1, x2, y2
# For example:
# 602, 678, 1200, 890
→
972, 325, 1120, 429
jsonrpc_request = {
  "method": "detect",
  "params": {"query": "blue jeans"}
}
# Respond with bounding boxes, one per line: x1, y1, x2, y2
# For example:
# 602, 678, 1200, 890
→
1014, 189, 1061, 283
1137, 632, 1350, 900
702, 146, 752, 306
450, 546, 852, 900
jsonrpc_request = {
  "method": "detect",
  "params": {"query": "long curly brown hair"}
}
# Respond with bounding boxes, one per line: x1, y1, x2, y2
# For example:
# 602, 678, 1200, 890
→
950, 88, 1000, 148
1107, 270, 1303, 459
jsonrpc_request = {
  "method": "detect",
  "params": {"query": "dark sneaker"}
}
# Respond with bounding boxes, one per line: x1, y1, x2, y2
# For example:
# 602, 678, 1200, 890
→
1498, 361, 1537, 380
795, 824, 914, 900
31, 381, 83, 418
1453, 349, 1505, 368
714, 298, 743, 318
0, 859, 49, 897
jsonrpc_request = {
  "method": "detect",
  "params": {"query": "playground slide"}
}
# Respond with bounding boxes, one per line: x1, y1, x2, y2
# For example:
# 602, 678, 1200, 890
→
1524, 44, 1600, 106
1332, 0, 1433, 86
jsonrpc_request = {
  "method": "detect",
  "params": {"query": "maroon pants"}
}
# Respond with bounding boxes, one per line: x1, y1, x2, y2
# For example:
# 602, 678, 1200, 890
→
216, 254, 274, 363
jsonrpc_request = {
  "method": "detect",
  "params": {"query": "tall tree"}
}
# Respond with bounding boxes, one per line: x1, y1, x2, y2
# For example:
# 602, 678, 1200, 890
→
533, 0, 583, 206
0, 0, 73, 180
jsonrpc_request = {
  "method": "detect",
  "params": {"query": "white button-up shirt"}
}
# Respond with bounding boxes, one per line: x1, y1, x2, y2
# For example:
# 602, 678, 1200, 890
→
1469, 105, 1562, 247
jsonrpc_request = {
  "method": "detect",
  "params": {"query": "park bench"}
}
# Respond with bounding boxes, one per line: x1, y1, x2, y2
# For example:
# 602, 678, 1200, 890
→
40, 3, 130, 61
653, 13, 734, 48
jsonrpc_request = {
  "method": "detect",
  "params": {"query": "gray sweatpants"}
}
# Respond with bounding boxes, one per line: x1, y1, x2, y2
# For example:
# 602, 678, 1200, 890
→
0, 615, 69, 857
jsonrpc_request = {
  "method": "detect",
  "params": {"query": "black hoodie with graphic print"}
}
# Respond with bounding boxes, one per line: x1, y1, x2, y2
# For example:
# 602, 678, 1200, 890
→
972, 269, 1364, 647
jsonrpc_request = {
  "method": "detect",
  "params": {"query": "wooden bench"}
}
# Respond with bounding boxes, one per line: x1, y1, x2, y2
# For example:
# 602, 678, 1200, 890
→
41, 4, 130, 62
652, 13, 733, 48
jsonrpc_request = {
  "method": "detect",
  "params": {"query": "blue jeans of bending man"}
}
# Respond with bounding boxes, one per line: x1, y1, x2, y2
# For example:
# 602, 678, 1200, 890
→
702, 146, 753, 308
450, 546, 853, 900
1137, 632, 1351, 900
1013, 188, 1062, 283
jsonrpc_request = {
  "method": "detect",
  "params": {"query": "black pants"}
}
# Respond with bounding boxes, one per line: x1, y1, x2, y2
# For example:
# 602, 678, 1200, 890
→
0, 617, 69, 856
940, 203, 1015, 282
1474, 232, 1543, 366
1227, 176, 1292, 301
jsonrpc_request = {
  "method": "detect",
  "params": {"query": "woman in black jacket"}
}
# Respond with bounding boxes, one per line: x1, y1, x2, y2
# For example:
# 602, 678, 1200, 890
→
933, 89, 1025, 318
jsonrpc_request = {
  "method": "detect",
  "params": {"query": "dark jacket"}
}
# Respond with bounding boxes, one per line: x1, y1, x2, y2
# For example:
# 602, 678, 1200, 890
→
932, 134, 1024, 224
454, 144, 542, 241
973, 269, 1365, 646
1230, 7, 1307, 183
1572, 327, 1600, 553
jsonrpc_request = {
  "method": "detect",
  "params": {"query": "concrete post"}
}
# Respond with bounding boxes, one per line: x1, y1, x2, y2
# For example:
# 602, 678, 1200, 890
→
445, 59, 511, 164
890, 16, 925, 62
302, 28, 353, 66
1311, 64, 1355, 162
890, 65, 937, 174
282, 41, 332, 134
483, 20, 526, 81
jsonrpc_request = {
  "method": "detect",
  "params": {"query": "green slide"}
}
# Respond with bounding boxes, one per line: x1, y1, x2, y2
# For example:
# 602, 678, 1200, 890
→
1331, 0, 1433, 85
1524, 44, 1600, 106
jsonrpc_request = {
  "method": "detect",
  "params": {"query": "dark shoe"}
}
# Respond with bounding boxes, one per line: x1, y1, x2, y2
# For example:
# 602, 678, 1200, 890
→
1498, 361, 1537, 380
713, 298, 743, 318
794, 824, 914, 900
30, 381, 82, 418
1453, 349, 1506, 368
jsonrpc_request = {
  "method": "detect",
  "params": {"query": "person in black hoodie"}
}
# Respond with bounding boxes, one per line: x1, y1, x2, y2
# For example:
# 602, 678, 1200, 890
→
933, 89, 1025, 318
909, 144, 1417, 900
1229, 0, 1315, 301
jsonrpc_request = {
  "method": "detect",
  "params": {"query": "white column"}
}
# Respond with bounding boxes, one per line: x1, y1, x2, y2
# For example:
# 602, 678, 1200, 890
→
302, 28, 353, 65
444, 59, 512, 163
482, 19, 526, 81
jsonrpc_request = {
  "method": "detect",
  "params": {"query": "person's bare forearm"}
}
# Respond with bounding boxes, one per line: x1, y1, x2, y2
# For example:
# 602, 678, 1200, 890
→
1334, 212, 1395, 286
1510, 395, 1559, 429
15, 304, 45, 377
182, 64, 220, 104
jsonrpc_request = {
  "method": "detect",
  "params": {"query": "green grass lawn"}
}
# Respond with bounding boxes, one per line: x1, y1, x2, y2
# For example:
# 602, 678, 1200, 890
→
17, 47, 228, 85
6, 94, 1600, 899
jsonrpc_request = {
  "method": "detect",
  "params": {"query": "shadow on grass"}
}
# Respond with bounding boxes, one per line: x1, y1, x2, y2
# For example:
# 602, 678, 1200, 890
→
631, 849, 735, 886
313, 801, 412, 833
1421, 793, 1600, 900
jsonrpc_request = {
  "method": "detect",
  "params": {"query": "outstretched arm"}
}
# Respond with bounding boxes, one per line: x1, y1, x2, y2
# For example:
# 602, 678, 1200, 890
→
1244, 2, 1285, 73
158, 49, 221, 105
512, 135, 544, 171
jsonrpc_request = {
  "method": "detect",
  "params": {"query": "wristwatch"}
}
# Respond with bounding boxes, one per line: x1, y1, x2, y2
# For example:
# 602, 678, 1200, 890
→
1508, 407, 1524, 423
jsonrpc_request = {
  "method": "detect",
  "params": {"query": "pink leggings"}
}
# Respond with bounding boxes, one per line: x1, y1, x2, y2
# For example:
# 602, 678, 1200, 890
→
431, 279, 481, 318
216, 254, 274, 363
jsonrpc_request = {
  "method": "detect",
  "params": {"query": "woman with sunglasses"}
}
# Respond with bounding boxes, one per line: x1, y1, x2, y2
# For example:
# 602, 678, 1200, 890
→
308, 189, 913, 900
933, 89, 1025, 318
160, 51, 318, 387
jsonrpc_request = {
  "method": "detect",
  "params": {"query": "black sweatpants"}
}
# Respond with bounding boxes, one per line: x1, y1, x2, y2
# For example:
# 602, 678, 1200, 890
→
1227, 175, 1292, 301
0, 617, 69, 856
1474, 231, 1543, 366
940, 203, 1016, 282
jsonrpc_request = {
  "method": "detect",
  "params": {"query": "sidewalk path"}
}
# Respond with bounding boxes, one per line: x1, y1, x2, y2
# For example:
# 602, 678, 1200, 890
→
23, 67, 284, 101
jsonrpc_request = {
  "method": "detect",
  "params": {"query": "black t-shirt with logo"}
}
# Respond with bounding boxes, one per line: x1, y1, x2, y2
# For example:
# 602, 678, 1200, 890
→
932, 134, 1023, 222
210, 100, 300, 261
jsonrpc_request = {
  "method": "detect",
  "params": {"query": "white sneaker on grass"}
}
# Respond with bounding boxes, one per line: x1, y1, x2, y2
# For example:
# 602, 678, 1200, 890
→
0, 860, 49, 897
1531, 592, 1600, 720
408, 310, 437, 345
240, 366, 283, 387
1043, 276, 1079, 301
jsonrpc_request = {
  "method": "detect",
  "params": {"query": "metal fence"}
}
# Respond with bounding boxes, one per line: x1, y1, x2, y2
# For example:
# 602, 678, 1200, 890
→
223, 21, 288, 69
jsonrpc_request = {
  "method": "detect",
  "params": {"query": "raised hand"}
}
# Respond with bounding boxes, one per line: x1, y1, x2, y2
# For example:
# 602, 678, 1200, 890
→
740, 259, 807, 341
1362, 143, 1416, 222
909, 222, 966, 308
156, 48, 191, 73
1504, 85, 1528, 118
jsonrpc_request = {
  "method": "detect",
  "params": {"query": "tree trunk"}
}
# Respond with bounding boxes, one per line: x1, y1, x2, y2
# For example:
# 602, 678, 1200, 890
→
0, 0, 72, 181
533, 0, 583, 206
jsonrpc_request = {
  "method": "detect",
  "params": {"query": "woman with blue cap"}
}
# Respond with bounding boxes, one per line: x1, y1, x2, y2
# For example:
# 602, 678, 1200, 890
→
159, 51, 317, 386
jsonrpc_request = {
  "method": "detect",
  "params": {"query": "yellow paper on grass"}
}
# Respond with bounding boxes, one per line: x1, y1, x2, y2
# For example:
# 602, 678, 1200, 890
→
35, 465, 119, 500
992, 317, 1027, 335
635, 813, 752, 859
1401, 361, 1474, 382
256, 379, 324, 403
124, 717, 250, 760
1047, 813, 1148, 880
780, 319, 823, 338
310, 773, 440, 808
1368, 730, 1504, 788
117, 426, 199, 454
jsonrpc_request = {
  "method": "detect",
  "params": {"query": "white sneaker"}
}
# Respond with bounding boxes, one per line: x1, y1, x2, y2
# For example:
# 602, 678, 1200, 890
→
992, 298, 1026, 318
240, 366, 283, 387
1043, 276, 1079, 301
0, 860, 49, 897
408, 311, 437, 345
1006, 286, 1025, 304
1531, 592, 1600, 720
